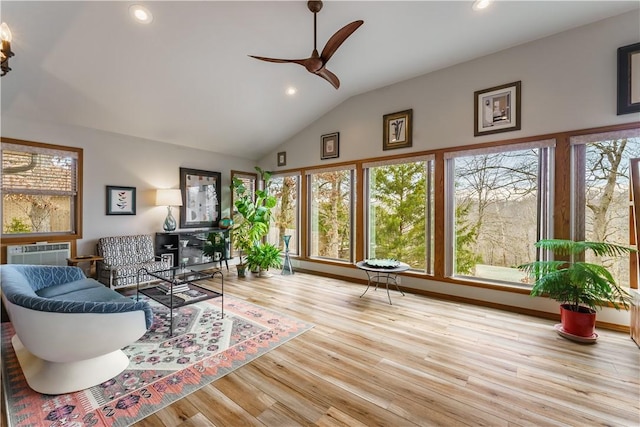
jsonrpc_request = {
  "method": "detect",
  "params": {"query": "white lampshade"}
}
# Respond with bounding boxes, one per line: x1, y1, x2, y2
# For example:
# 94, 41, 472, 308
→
155, 189, 183, 207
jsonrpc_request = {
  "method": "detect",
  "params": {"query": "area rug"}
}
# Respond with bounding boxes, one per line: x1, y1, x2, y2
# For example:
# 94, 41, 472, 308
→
2, 295, 314, 427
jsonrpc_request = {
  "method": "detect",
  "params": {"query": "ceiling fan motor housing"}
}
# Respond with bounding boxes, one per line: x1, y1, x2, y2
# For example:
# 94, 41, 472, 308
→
308, 1, 323, 14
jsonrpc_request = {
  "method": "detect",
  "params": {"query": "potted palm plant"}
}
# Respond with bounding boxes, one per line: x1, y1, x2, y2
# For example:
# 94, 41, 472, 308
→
518, 239, 635, 341
246, 242, 282, 277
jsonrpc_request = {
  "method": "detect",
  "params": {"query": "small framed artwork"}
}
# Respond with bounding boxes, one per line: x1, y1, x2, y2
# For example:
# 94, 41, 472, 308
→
161, 252, 175, 267
106, 186, 136, 215
383, 109, 412, 150
474, 81, 521, 137
277, 151, 287, 167
321, 132, 340, 160
617, 42, 640, 115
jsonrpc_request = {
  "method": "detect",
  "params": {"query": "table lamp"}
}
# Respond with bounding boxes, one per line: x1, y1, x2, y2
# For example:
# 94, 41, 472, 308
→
156, 189, 183, 231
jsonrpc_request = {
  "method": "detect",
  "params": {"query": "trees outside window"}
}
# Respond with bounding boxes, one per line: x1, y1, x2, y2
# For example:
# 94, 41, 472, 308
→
572, 130, 640, 287
2, 140, 80, 237
447, 142, 553, 284
230, 170, 257, 257
308, 168, 354, 261
269, 174, 299, 254
365, 158, 434, 272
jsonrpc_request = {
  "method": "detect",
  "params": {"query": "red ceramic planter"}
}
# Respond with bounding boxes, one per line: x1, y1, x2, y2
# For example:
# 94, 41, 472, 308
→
560, 304, 596, 337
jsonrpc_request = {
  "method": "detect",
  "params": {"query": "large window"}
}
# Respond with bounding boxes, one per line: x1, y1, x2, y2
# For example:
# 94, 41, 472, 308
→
1, 140, 81, 237
269, 173, 300, 255
446, 141, 554, 284
365, 156, 434, 273
307, 167, 355, 262
571, 129, 640, 287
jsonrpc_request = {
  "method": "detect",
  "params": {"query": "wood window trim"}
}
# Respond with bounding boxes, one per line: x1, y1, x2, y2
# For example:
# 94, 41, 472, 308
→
0, 137, 83, 261
281, 121, 640, 295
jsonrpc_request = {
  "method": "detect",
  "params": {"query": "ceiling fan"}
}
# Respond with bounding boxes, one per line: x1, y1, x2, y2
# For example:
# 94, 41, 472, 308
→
249, 1, 363, 89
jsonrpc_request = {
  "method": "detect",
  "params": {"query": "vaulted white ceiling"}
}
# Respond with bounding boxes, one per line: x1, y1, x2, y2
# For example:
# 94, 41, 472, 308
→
1, 1, 637, 159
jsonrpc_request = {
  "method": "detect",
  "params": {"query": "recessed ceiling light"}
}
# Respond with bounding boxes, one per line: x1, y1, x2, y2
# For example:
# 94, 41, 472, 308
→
472, 0, 492, 11
286, 87, 297, 96
129, 5, 153, 24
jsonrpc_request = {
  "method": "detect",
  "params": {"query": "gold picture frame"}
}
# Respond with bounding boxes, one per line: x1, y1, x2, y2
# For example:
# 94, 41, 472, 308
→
383, 109, 412, 150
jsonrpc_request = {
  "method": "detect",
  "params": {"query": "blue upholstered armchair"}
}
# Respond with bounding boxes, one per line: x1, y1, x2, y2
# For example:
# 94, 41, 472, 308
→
1, 264, 153, 394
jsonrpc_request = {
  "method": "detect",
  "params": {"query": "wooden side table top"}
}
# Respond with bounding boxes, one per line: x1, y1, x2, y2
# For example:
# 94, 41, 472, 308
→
67, 255, 104, 265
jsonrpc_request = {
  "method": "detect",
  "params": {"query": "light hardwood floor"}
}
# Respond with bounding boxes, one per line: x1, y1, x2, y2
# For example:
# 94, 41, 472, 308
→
2, 272, 638, 426
132, 271, 639, 427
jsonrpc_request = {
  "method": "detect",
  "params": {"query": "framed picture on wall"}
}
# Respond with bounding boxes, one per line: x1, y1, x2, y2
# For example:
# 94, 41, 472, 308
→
474, 81, 521, 137
277, 151, 287, 166
106, 186, 136, 215
179, 168, 222, 228
383, 109, 412, 150
617, 42, 640, 115
321, 132, 340, 160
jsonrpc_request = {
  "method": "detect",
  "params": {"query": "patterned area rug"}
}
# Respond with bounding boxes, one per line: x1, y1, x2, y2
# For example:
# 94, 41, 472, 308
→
2, 295, 313, 427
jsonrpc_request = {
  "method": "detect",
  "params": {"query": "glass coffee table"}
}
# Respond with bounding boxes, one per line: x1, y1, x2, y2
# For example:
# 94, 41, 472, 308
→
136, 266, 223, 335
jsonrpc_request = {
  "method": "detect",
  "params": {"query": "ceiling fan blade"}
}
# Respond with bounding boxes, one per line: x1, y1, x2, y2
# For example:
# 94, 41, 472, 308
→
315, 67, 340, 89
248, 55, 307, 65
320, 20, 363, 64
250, 54, 326, 75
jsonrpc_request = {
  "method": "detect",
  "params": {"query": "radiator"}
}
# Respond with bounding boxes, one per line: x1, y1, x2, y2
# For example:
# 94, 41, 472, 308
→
6, 242, 71, 266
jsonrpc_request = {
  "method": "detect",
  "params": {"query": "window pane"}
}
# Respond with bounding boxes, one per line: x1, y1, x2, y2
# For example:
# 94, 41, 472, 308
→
367, 161, 433, 272
3, 195, 73, 234
575, 134, 640, 287
308, 170, 353, 261
452, 148, 544, 284
230, 171, 257, 257
269, 175, 299, 255
2, 145, 77, 235
231, 172, 256, 209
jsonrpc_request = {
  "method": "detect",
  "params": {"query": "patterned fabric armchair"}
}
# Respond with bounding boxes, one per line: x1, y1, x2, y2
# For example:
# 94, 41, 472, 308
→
97, 234, 170, 289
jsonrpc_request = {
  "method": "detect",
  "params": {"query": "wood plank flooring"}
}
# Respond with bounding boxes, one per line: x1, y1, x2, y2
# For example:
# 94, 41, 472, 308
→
136, 272, 639, 427
2, 272, 638, 426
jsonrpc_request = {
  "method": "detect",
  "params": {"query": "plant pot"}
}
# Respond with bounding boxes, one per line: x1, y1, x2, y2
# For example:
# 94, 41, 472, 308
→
259, 268, 271, 278
560, 304, 596, 337
236, 264, 246, 278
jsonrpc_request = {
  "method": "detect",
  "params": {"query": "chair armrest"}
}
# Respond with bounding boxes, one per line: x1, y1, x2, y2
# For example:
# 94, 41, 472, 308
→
97, 260, 113, 269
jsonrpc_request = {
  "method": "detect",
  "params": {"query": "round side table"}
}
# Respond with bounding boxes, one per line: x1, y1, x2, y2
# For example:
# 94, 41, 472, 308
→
356, 260, 409, 305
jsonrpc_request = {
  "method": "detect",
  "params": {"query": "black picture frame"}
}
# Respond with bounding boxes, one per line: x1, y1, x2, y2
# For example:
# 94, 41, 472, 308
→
277, 151, 287, 166
179, 167, 222, 229
106, 185, 136, 215
617, 42, 640, 115
383, 109, 412, 150
321, 132, 340, 160
474, 81, 521, 137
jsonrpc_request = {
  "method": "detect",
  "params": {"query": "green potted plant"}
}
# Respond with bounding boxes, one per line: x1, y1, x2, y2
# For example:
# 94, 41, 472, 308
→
230, 219, 252, 277
246, 242, 282, 277
202, 232, 222, 263
518, 239, 635, 341
231, 166, 278, 277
